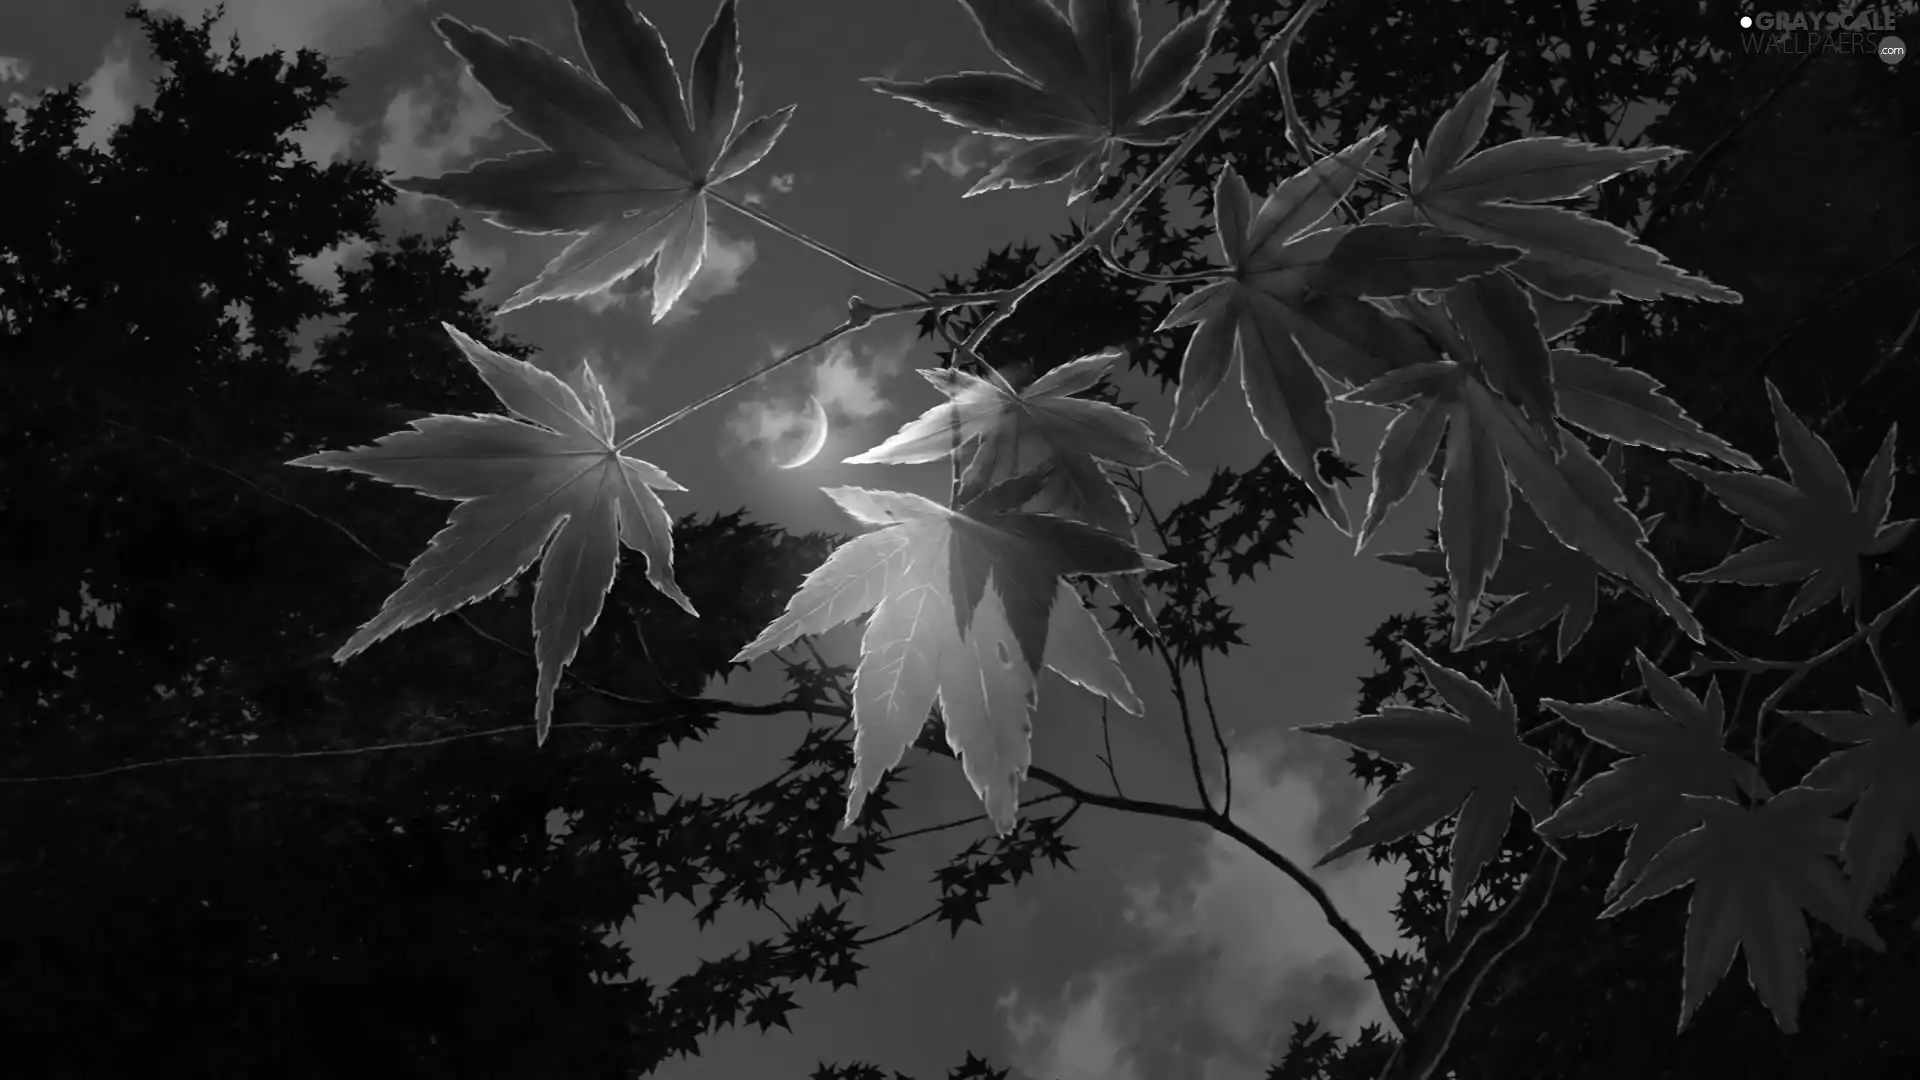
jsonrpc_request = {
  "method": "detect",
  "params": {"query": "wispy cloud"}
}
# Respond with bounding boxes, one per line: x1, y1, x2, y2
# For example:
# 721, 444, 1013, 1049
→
740, 171, 796, 207
904, 132, 1024, 181
0, 56, 29, 83
74, 38, 145, 150
723, 329, 914, 459
1000, 726, 1410, 1080
1000, 971, 1146, 1080
375, 67, 504, 199
293, 106, 358, 165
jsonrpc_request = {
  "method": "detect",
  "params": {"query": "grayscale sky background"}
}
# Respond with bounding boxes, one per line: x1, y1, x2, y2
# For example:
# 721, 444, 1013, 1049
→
1, 2, 1487, 1076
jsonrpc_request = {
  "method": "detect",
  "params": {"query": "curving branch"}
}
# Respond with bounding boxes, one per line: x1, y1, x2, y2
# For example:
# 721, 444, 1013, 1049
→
1026, 763, 1413, 1038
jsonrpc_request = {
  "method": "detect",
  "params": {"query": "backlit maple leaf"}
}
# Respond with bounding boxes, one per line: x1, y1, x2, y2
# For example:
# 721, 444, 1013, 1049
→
845, 347, 1182, 519
733, 467, 1161, 833
391, 0, 793, 319
867, 0, 1225, 202
1600, 786, 1886, 1034
1672, 380, 1914, 631
1366, 55, 1740, 305
289, 324, 695, 742
1786, 689, 1920, 911
846, 348, 1179, 636
1300, 644, 1556, 937
1534, 650, 1765, 901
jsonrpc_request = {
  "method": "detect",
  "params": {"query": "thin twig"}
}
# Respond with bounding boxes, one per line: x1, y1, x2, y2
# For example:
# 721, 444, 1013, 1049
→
616, 314, 868, 451
1637, 49, 1819, 242
1026, 763, 1412, 1038
853, 908, 938, 947
0, 704, 803, 785
1154, 630, 1215, 816
1817, 301, 1920, 428
710, 189, 929, 300
1753, 582, 1920, 725
1096, 699, 1126, 797
1195, 653, 1232, 814
1731, 238, 1920, 401
877, 793, 1070, 845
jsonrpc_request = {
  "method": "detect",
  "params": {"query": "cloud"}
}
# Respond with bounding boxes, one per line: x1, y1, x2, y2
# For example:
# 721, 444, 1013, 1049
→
138, 0, 410, 58
449, 231, 510, 293
999, 727, 1411, 1080
0, 56, 28, 83
905, 133, 1024, 181
1000, 971, 1146, 1080
741, 171, 796, 206
295, 237, 373, 294
292, 106, 357, 165
723, 330, 914, 457
75, 40, 144, 150
375, 68, 504, 200
811, 333, 907, 421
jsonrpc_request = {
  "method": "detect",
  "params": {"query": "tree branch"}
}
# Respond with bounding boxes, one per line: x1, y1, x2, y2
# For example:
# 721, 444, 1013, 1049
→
1026, 764, 1413, 1038
1637, 49, 1819, 243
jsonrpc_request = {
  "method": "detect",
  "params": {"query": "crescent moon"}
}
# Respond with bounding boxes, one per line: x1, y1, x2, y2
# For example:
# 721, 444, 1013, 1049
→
774, 395, 830, 470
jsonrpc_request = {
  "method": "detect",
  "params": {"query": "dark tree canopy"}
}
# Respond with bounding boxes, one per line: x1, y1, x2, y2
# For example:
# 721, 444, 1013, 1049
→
3, 3, 1916, 1080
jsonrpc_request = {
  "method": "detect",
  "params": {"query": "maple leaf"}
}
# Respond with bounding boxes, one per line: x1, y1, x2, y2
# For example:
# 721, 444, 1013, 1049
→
845, 347, 1182, 515
1340, 355, 1701, 650
1599, 786, 1886, 1034
390, 0, 794, 319
1309, 223, 1521, 299
1158, 136, 1465, 535
1366, 55, 1740, 305
846, 349, 1178, 636
1786, 689, 1920, 911
1375, 441, 1661, 660
1377, 494, 1665, 661
1534, 650, 1765, 901
732, 467, 1161, 834
1671, 380, 1914, 631
1550, 349, 1759, 470
866, 0, 1226, 202
288, 324, 695, 742
1299, 644, 1556, 937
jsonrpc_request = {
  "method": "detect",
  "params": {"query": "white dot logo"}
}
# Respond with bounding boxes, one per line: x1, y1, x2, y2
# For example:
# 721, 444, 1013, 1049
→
1740, 15, 1753, 28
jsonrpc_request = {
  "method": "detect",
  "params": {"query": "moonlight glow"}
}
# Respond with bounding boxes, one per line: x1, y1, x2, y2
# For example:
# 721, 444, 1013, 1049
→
774, 395, 830, 469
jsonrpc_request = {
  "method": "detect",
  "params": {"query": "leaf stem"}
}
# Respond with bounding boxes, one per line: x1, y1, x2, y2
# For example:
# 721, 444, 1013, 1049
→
614, 315, 864, 451
1752, 582, 1920, 725
709, 188, 930, 300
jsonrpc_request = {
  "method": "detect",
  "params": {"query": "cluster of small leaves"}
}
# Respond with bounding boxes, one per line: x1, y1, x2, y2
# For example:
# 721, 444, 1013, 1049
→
811, 1052, 1010, 1080
1128, 453, 1358, 665
931, 810, 1077, 933
631, 900, 865, 1059
1270, 1017, 1396, 1080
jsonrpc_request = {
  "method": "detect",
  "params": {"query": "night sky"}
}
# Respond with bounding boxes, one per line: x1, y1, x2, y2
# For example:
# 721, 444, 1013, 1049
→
1, 2, 1447, 1076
